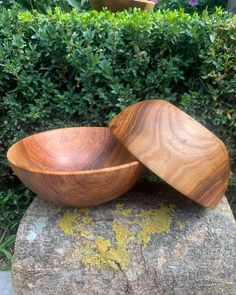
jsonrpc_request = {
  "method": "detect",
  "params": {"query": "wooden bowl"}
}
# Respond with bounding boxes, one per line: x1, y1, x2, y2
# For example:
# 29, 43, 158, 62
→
109, 100, 230, 208
89, 0, 155, 12
7, 127, 143, 207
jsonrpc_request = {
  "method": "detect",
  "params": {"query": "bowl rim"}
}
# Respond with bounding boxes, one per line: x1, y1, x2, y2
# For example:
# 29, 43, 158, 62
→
90, 0, 155, 4
128, 0, 156, 6
7, 126, 141, 175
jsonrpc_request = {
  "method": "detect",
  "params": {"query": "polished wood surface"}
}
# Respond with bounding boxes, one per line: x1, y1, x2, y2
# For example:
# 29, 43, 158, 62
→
89, 0, 155, 12
7, 127, 143, 207
109, 100, 230, 208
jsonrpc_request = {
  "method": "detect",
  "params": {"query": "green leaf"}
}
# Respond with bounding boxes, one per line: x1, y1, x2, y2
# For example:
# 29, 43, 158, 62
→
0, 248, 13, 261
66, 0, 81, 9
209, 33, 216, 43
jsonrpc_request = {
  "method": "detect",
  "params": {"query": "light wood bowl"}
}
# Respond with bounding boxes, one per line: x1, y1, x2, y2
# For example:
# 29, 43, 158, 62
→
7, 127, 143, 207
89, 0, 155, 12
109, 100, 230, 208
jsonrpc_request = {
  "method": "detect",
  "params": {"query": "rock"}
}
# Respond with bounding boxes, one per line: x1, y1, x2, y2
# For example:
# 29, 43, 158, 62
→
12, 182, 236, 295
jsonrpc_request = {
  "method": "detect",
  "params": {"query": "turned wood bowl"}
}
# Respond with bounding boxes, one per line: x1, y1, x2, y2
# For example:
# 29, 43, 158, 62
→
109, 100, 230, 208
7, 127, 143, 207
89, 0, 155, 12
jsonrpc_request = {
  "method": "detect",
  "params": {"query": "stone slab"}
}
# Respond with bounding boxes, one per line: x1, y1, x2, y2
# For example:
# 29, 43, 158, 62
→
0, 271, 14, 295
12, 182, 236, 295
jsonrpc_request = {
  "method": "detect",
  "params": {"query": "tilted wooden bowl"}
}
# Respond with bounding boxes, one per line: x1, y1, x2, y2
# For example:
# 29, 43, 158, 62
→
109, 100, 230, 208
7, 127, 143, 207
89, 0, 155, 12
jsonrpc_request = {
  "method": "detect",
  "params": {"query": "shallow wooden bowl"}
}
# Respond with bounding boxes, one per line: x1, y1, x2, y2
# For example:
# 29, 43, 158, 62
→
109, 100, 230, 208
7, 127, 143, 207
89, 0, 155, 12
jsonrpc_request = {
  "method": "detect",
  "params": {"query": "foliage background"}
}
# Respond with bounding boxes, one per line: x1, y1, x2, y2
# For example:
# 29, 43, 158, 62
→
0, 0, 89, 12
0, 0, 229, 13
0, 5, 235, 268
157, 0, 227, 14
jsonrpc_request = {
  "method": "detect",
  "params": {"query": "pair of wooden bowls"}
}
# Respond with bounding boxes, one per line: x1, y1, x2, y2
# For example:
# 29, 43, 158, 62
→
89, 0, 155, 12
7, 100, 230, 208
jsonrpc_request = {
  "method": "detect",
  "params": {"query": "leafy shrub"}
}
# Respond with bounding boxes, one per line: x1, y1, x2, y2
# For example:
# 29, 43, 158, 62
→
0, 0, 228, 14
0, 7, 235, 190
156, 0, 227, 14
0, 0, 88, 12
0, 185, 32, 269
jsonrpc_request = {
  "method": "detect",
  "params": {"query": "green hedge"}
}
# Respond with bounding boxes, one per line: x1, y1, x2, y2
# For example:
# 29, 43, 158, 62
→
157, 0, 227, 14
0, 7, 236, 191
0, 0, 89, 13
1, 0, 228, 14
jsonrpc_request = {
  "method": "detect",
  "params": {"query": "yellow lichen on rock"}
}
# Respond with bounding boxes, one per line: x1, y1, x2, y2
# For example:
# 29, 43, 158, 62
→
59, 203, 176, 271
113, 203, 133, 216
96, 236, 111, 252
108, 221, 131, 269
74, 244, 106, 270
176, 220, 188, 230
59, 209, 94, 236
134, 204, 175, 247
74, 222, 131, 271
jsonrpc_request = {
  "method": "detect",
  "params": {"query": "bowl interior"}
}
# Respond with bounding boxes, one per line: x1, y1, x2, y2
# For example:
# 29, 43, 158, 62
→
7, 127, 137, 172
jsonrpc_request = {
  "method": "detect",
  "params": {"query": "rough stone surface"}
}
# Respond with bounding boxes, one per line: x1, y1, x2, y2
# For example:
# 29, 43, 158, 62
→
12, 182, 236, 295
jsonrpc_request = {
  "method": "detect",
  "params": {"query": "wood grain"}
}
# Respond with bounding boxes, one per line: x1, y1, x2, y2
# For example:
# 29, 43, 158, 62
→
89, 0, 155, 12
109, 100, 230, 208
7, 127, 143, 207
